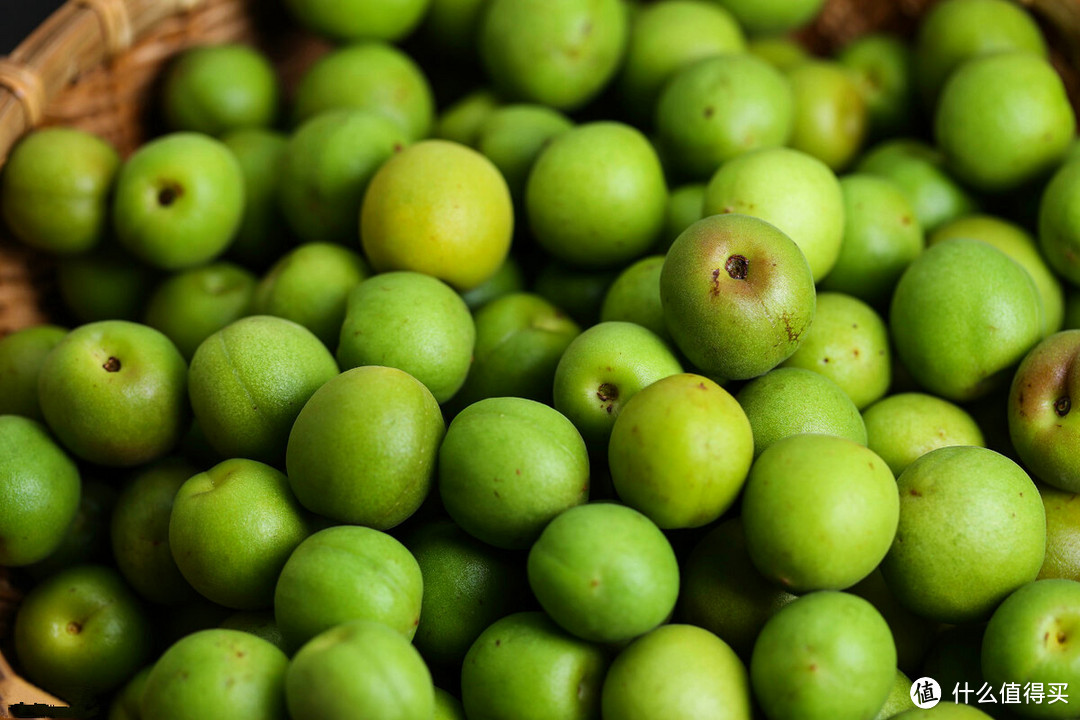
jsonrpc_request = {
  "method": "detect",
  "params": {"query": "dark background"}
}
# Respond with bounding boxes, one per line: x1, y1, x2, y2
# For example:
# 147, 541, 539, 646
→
2, 1, 67, 53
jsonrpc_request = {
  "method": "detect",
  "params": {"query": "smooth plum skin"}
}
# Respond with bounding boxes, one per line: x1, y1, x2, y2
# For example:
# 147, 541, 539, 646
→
1039, 158, 1080, 287
460, 257, 527, 311
283, 0, 430, 42
141, 629, 288, 720
337, 272, 475, 404
527, 503, 680, 643
0, 416, 81, 567
0, 128, 119, 255
893, 705, 994, 719
862, 393, 985, 477
552, 321, 683, 448
14, 565, 152, 702
679, 519, 798, 660
475, 104, 573, 203
786, 61, 868, 172
111, 457, 199, 605
608, 373, 754, 529
659, 183, 706, 253
526, 122, 668, 269
460, 612, 608, 720
0, 325, 67, 420
981, 579, 1080, 720
660, 214, 816, 381
162, 44, 279, 135
286, 366, 445, 529
169, 459, 312, 610
38, 321, 189, 467
601, 624, 752, 720
187, 315, 339, 466
432, 90, 500, 146
838, 34, 915, 140
890, 238, 1043, 402
221, 129, 290, 269
273, 526, 423, 652
741, 434, 898, 593
285, 620, 435, 720
362, 140, 514, 291
292, 43, 434, 139
850, 570, 938, 676
750, 591, 896, 720
600, 256, 669, 343
1039, 484, 1080, 581
112, 133, 245, 270
1009, 330, 1080, 493
439, 397, 589, 550
220, 610, 286, 651
55, 244, 157, 323
108, 666, 151, 720
881, 446, 1046, 624
711, 0, 825, 34
479, 0, 627, 111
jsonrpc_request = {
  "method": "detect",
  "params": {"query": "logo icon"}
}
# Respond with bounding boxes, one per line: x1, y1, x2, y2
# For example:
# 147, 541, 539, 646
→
911, 677, 942, 709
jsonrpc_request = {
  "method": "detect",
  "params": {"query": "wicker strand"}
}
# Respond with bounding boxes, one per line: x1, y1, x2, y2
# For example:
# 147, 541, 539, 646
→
0, 61, 45, 127
75, 0, 135, 57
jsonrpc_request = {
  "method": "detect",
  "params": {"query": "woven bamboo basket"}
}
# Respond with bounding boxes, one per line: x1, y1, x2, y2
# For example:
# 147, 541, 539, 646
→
0, 0, 1079, 715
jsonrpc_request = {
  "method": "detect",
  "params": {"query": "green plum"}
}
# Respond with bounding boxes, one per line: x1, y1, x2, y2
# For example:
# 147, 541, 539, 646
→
0, 415, 80, 566
112, 133, 244, 270
1039, 484, 1080, 581
982, 579, 1080, 719
461, 612, 608, 720
479, 0, 627, 110
278, 110, 407, 246
679, 519, 798, 660
362, 140, 514, 291
856, 139, 977, 232
0, 324, 67, 420
144, 262, 257, 361
406, 520, 523, 668
141, 629, 288, 720
659, 183, 705, 252
0, 128, 119, 255
286, 366, 444, 528
28, 478, 116, 578
601, 624, 752, 720
337, 271, 474, 403
433, 89, 500, 146
781, 292, 892, 409
656, 54, 793, 179
600, 256, 668, 343
935, 52, 1074, 193
818, 174, 923, 307
608, 373, 753, 529
435, 688, 466, 720
220, 129, 290, 269
14, 564, 151, 702
750, 591, 896, 720
702, 147, 844, 281
875, 670, 917, 719
742, 434, 898, 592
528, 503, 679, 643
890, 238, 1043, 402
913, 0, 1047, 108
527, 122, 667, 269
893, 706, 993, 719
711, 0, 824, 34
56, 244, 157, 323
220, 610, 286, 651
108, 666, 150, 720
110, 458, 198, 604
850, 570, 939, 676
786, 60, 868, 172
552, 321, 682, 447
1008, 330, 1080, 493
292, 43, 434, 140
38, 321, 188, 467
863, 393, 985, 477
533, 263, 619, 328
439, 397, 589, 549
455, 292, 579, 407
748, 35, 810, 71
252, 242, 368, 349
660, 214, 816, 380
1038, 157, 1080, 287
618, 0, 745, 123
736, 367, 867, 458
170, 459, 311, 610
162, 44, 279, 135
187, 315, 338, 465
475, 104, 573, 203
285, 620, 435, 720
282, 0, 430, 42
880, 446, 1046, 623
273, 525, 423, 651
838, 34, 915, 140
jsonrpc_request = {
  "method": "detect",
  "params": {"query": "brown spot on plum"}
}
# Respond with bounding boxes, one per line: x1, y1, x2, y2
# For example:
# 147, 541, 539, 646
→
909, 488, 922, 497
698, 382, 707, 390
66, 621, 81, 634
103, 356, 121, 372
711, 268, 722, 296
704, 106, 715, 118
1056, 397, 1071, 416
726, 255, 749, 280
